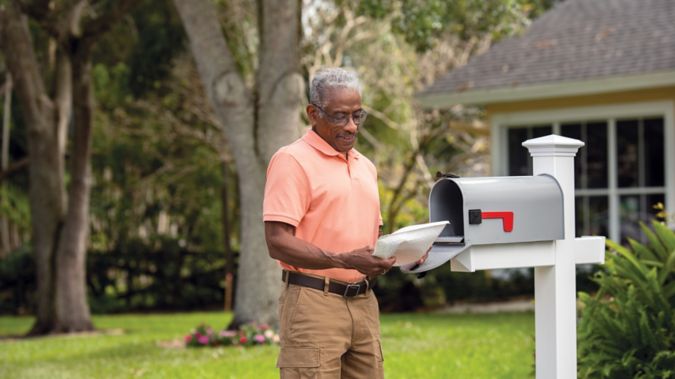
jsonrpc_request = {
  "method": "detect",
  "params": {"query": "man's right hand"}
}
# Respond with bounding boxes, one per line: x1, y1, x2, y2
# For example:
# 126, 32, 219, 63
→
340, 246, 396, 278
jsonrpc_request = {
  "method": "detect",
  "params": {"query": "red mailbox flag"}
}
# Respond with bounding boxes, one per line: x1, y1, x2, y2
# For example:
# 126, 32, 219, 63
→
482, 211, 514, 232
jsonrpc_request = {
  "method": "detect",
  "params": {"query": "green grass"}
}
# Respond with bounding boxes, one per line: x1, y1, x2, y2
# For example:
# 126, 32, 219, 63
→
0, 312, 534, 379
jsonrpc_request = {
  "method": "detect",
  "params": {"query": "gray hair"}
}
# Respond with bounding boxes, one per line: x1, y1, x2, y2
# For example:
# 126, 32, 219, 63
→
309, 68, 362, 107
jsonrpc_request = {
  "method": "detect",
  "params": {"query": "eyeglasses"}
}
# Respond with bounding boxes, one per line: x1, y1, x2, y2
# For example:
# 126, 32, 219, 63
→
311, 103, 368, 127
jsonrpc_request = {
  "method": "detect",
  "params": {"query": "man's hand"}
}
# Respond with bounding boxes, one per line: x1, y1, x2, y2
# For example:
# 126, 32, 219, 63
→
340, 246, 396, 278
408, 246, 432, 271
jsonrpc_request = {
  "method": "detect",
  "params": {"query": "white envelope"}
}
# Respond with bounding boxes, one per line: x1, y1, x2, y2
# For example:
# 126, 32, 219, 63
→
373, 221, 450, 266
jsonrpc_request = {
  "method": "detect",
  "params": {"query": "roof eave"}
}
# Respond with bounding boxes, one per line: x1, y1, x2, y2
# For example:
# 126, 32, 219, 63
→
416, 70, 675, 108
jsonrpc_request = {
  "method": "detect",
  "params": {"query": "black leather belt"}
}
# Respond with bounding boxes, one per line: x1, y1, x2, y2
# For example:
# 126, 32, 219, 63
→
282, 270, 370, 297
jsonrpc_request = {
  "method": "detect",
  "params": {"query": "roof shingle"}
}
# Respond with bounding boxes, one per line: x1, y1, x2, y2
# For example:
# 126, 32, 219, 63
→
420, 0, 675, 97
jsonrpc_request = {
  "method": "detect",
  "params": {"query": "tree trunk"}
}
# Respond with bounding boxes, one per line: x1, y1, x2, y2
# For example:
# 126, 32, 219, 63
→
221, 161, 234, 312
52, 52, 94, 332
1, 4, 67, 334
174, 0, 303, 328
1, 0, 133, 334
1, 73, 12, 257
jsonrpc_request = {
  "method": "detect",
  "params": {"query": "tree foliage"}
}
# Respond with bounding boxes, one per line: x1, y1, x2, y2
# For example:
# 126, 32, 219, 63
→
358, 0, 552, 52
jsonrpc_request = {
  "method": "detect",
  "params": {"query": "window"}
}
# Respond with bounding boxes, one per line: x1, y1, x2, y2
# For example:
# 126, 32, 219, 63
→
503, 114, 667, 243
507, 126, 553, 176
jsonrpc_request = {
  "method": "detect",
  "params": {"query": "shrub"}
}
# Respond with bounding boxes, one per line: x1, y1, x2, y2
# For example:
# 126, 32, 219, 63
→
578, 220, 675, 378
0, 246, 35, 314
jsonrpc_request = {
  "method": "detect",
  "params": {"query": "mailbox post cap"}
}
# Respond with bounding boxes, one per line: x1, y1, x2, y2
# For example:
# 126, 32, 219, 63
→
523, 134, 584, 157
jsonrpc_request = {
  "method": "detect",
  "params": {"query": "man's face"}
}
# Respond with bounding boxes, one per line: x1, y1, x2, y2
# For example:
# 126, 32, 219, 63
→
307, 88, 364, 153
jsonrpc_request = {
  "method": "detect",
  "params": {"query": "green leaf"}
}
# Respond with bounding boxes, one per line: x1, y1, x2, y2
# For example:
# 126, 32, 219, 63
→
642, 222, 668, 260
652, 221, 675, 252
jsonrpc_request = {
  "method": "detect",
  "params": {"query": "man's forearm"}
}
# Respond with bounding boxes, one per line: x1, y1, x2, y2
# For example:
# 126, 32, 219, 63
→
265, 222, 350, 270
265, 221, 393, 277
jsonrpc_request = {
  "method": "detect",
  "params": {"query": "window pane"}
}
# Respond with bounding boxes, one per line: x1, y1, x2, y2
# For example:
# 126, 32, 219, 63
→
508, 128, 529, 176
561, 123, 583, 189
620, 195, 641, 243
532, 125, 552, 138
644, 118, 664, 187
617, 120, 639, 188
576, 196, 609, 237
588, 196, 609, 237
575, 197, 585, 237
620, 193, 665, 243
560, 123, 582, 140
586, 122, 608, 188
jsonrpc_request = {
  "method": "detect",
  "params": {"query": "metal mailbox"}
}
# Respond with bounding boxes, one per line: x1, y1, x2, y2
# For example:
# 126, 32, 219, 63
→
430, 175, 564, 246
401, 174, 565, 274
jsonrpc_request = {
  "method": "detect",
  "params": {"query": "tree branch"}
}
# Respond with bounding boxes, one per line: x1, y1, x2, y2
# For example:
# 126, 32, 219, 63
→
172, 0, 253, 154
54, 51, 72, 156
0, 157, 29, 183
14, 0, 62, 37
15, 0, 50, 18
0, 8, 4, 49
81, 0, 138, 42
1, 2, 52, 134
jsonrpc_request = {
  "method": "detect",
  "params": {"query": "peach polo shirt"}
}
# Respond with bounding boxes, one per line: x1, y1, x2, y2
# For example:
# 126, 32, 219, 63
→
263, 129, 382, 283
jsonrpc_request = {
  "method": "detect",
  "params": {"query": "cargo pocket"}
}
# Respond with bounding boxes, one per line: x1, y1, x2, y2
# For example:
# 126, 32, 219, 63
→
277, 346, 320, 379
371, 340, 385, 379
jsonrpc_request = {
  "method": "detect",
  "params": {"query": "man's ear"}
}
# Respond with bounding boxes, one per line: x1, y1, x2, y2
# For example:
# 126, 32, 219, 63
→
306, 104, 318, 124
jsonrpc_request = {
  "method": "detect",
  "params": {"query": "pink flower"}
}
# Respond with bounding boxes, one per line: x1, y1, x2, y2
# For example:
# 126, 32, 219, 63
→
197, 335, 210, 345
219, 330, 237, 338
184, 334, 193, 343
259, 324, 270, 331
254, 334, 266, 344
239, 336, 248, 344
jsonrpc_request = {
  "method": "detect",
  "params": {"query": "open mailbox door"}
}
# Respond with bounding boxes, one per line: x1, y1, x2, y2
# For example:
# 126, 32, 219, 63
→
401, 174, 564, 274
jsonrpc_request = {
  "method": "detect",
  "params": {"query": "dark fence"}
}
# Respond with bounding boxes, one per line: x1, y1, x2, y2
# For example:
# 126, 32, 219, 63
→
0, 241, 230, 315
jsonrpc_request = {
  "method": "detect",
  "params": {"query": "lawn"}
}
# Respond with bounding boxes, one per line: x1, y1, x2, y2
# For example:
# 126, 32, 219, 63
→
0, 311, 534, 379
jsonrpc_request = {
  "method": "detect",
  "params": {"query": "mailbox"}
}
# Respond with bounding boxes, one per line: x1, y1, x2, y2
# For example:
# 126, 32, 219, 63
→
397, 134, 606, 379
401, 174, 565, 274
430, 175, 564, 245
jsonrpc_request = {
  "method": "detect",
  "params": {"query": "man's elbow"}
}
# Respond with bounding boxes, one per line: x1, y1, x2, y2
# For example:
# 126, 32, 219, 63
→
265, 233, 286, 261
266, 240, 282, 260
264, 221, 294, 261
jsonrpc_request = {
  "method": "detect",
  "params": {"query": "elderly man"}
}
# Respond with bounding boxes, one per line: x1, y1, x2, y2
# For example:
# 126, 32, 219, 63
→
263, 67, 395, 379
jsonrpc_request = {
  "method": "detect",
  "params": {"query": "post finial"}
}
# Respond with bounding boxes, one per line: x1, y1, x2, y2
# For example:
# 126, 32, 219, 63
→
523, 134, 584, 158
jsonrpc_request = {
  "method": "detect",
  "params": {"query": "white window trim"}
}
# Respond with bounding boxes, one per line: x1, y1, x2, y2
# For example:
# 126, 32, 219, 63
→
491, 100, 675, 240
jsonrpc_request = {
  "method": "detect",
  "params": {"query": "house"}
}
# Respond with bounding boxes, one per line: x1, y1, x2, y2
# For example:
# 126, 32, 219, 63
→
418, 0, 675, 242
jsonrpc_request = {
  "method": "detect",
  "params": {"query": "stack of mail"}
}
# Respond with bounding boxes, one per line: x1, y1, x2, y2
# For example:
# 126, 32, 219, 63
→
373, 221, 449, 266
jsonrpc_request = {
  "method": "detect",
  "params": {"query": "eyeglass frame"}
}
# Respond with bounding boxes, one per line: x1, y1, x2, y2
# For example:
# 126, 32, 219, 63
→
310, 103, 368, 127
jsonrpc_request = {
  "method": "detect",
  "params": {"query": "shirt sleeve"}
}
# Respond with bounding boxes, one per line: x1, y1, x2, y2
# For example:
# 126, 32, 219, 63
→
262, 150, 311, 227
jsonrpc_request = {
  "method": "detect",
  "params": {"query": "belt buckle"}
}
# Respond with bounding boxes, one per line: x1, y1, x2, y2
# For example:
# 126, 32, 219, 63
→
343, 284, 361, 297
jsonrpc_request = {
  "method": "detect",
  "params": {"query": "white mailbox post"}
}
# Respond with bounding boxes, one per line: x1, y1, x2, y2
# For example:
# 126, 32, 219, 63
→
402, 135, 605, 379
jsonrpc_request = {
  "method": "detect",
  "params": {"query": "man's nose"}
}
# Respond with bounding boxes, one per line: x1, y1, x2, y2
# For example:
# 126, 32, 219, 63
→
344, 117, 358, 133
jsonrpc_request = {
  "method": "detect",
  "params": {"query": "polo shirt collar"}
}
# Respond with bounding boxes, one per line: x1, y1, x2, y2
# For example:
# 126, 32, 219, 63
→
303, 129, 360, 159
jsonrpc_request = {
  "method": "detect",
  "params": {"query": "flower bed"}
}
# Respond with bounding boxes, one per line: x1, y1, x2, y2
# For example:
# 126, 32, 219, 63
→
185, 322, 279, 347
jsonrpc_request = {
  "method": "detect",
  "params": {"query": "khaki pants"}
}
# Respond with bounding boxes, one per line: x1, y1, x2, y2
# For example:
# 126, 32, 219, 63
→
277, 284, 384, 379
